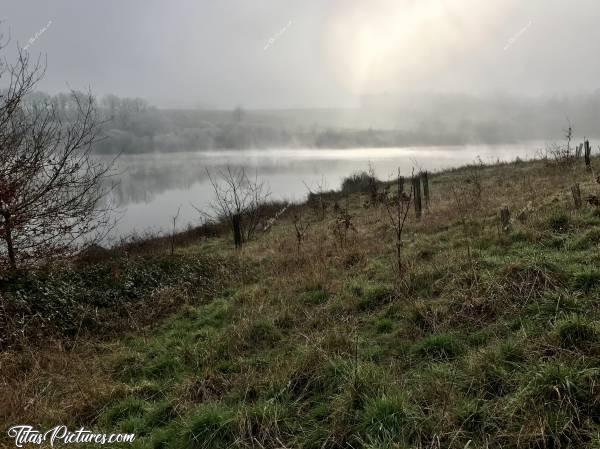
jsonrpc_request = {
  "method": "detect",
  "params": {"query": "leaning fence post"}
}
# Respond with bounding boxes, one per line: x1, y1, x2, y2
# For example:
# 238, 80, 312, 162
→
571, 183, 582, 209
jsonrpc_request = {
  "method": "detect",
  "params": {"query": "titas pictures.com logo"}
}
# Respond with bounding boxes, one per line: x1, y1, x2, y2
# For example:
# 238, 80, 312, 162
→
7, 425, 135, 447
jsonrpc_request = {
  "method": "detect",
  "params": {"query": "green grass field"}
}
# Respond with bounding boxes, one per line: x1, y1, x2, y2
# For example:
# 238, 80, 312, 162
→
3, 156, 600, 448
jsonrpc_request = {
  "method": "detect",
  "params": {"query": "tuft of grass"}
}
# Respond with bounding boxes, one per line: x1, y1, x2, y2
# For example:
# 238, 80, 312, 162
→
149, 426, 179, 449
360, 393, 420, 444
374, 318, 394, 334
572, 269, 600, 293
570, 228, 600, 250
413, 334, 464, 361
546, 211, 571, 233
408, 301, 447, 333
553, 315, 597, 350
465, 340, 525, 399
100, 397, 148, 427
301, 288, 329, 305
145, 400, 179, 428
519, 362, 597, 407
182, 404, 235, 449
356, 283, 395, 311
456, 398, 491, 434
236, 401, 290, 446
240, 319, 282, 350
527, 291, 581, 320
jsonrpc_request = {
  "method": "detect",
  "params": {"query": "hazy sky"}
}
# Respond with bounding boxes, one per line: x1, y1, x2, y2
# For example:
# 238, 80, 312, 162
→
2, 0, 599, 108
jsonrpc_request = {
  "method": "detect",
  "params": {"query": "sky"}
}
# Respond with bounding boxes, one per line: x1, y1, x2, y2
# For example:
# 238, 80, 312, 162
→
2, 0, 600, 109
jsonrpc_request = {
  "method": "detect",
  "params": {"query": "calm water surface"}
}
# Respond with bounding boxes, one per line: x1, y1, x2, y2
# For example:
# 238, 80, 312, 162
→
103, 144, 545, 239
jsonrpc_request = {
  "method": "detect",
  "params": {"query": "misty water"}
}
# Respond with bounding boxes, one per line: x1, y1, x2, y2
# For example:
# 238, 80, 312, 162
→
104, 143, 544, 239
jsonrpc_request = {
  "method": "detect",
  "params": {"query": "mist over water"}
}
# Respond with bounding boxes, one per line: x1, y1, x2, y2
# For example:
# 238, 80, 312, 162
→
105, 143, 543, 239
6, 1, 600, 241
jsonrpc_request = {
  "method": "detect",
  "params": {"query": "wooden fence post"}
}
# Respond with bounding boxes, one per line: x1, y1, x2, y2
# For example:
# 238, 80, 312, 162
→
232, 213, 242, 249
421, 171, 430, 209
413, 176, 422, 219
499, 206, 511, 233
584, 139, 592, 169
571, 183, 582, 209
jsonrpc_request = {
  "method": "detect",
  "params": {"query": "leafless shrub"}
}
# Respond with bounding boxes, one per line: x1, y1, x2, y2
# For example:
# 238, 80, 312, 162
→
0, 47, 115, 270
293, 212, 310, 256
331, 198, 356, 250
545, 121, 580, 166
304, 176, 328, 220
384, 169, 412, 276
450, 179, 482, 286
546, 142, 576, 166
200, 166, 270, 249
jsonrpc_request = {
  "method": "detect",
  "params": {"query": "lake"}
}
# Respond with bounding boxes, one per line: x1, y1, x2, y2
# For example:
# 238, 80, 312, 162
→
103, 143, 546, 239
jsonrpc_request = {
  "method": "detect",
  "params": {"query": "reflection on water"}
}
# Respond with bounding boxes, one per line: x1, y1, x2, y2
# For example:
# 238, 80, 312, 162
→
102, 144, 544, 239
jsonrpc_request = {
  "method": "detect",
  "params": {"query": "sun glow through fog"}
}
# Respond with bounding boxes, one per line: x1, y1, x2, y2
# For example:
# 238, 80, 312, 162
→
324, 0, 518, 94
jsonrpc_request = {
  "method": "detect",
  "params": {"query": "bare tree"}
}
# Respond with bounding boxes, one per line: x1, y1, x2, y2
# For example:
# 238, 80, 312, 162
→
331, 197, 356, 250
384, 169, 413, 276
170, 206, 181, 256
293, 212, 310, 256
0, 46, 114, 270
564, 117, 573, 156
202, 167, 270, 249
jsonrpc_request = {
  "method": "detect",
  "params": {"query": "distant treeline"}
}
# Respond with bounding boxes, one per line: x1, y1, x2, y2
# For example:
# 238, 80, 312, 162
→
22, 91, 600, 153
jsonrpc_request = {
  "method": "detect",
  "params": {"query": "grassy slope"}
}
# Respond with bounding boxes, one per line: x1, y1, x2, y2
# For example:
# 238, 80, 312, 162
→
3, 157, 600, 448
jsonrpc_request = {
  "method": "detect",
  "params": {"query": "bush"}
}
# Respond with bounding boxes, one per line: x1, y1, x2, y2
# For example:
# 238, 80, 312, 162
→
0, 254, 224, 348
341, 171, 377, 194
